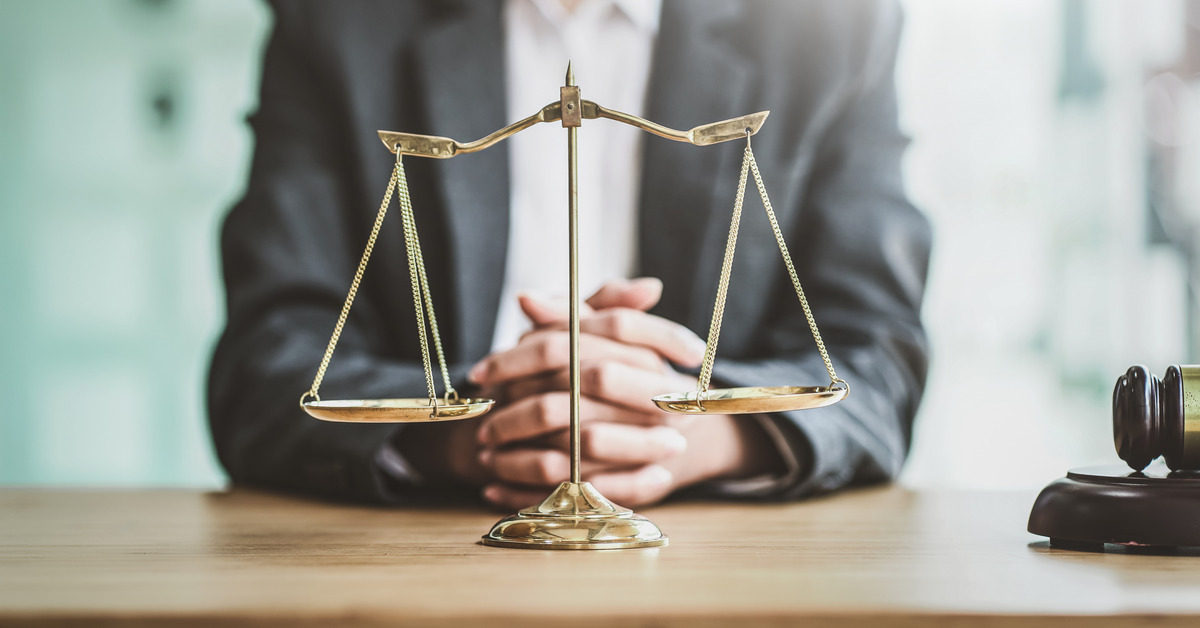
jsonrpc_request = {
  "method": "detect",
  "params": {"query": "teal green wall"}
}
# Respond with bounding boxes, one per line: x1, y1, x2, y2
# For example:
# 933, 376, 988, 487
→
0, 1, 269, 486
2, 1, 1194, 492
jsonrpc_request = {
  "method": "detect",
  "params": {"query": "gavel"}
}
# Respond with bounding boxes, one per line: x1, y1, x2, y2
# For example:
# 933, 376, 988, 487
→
1112, 365, 1200, 471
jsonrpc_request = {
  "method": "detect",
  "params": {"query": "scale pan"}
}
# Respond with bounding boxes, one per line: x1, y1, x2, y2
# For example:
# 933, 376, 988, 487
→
302, 398, 494, 423
652, 386, 845, 415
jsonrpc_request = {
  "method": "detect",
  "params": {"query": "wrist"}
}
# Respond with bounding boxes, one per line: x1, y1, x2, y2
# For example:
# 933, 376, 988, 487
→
397, 421, 490, 488
708, 414, 786, 481
668, 414, 785, 489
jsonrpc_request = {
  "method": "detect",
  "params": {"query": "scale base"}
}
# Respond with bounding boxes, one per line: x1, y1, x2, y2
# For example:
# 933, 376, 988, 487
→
481, 481, 668, 550
1028, 463, 1200, 551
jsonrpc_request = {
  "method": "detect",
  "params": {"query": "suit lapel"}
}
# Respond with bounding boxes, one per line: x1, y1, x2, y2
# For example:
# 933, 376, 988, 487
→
638, 0, 758, 334
412, 2, 509, 361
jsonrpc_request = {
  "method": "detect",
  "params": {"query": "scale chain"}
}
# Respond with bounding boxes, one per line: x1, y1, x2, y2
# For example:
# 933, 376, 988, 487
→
398, 164, 439, 405
304, 155, 457, 408
396, 158, 458, 403
304, 155, 400, 401
695, 143, 751, 400
696, 142, 841, 402
746, 148, 840, 387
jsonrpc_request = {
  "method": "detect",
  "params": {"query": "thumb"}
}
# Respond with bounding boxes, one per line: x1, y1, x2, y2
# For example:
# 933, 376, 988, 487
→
585, 277, 663, 312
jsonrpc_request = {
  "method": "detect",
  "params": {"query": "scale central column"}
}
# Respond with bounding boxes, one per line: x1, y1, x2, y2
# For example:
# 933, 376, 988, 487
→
480, 65, 667, 549
566, 66, 582, 484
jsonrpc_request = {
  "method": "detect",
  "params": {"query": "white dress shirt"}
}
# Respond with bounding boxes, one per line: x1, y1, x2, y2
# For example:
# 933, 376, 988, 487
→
492, 0, 662, 351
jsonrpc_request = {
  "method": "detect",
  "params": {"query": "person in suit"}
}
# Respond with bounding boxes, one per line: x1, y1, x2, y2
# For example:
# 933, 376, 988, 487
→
208, 0, 931, 507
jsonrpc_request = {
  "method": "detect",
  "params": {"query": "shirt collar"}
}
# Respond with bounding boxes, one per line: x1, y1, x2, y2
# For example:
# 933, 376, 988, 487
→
613, 0, 661, 33
527, 0, 661, 35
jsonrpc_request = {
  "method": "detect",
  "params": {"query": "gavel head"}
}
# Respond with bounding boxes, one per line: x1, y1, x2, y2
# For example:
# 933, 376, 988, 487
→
1112, 365, 1200, 471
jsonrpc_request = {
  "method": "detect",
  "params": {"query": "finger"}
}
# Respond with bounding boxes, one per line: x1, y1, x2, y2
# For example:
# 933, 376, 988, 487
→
488, 362, 698, 432
480, 437, 630, 469
476, 393, 568, 446
499, 361, 695, 416
581, 360, 699, 414
468, 330, 662, 385
588, 464, 675, 508
498, 368, 567, 402
481, 447, 571, 486
585, 277, 663, 312
544, 423, 687, 465
483, 483, 556, 511
518, 292, 595, 327
476, 391, 668, 446
480, 463, 675, 510
518, 308, 706, 367
580, 308, 707, 367
518, 278, 663, 331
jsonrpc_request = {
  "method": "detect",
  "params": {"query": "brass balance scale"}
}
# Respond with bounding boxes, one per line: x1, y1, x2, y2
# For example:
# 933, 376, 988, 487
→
298, 65, 848, 550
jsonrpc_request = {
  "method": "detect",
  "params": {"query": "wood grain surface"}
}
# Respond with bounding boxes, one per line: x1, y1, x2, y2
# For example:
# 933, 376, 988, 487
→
2, 486, 1199, 627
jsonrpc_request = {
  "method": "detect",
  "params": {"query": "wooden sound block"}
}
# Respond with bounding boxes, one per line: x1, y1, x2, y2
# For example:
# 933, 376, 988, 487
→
1028, 462, 1200, 551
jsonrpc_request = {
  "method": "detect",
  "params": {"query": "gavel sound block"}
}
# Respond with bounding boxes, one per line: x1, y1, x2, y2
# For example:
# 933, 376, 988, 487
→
1027, 365, 1200, 551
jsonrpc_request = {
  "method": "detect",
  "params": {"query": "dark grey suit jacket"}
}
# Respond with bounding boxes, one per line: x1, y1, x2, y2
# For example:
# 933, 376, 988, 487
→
208, 0, 931, 504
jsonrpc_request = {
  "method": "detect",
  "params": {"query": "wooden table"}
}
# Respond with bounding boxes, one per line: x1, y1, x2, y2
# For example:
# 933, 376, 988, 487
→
2, 487, 1199, 627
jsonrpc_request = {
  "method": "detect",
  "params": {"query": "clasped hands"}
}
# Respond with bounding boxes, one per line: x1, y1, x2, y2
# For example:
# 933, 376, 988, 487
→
459, 277, 779, 509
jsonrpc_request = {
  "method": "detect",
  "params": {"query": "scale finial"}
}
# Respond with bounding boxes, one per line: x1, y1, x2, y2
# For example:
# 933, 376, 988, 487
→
566, 61, 575, 86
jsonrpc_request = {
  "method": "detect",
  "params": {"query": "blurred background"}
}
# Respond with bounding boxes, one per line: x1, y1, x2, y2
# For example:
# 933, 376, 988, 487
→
0, 0, 1196, 490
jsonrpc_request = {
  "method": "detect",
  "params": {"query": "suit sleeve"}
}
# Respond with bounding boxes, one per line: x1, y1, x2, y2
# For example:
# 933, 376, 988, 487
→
711, 1, 931, 499
207, 2, 439, 504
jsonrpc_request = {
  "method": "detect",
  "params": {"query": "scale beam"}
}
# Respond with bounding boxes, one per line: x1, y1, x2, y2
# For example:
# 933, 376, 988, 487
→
378, 102, 769, 158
